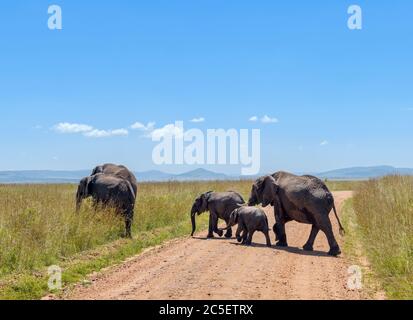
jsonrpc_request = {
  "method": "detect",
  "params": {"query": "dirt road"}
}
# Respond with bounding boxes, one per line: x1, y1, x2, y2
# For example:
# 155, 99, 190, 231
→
64, 191, 365, 300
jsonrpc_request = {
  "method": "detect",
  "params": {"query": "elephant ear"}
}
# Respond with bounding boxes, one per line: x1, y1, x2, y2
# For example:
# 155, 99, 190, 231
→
202, 191, 214, 202
263, 175, 279, 194
256, 176, 269, 195
255, 178, 263, 193
199, 191, 213, 213
91, 165, 103, 176
231, 208, 240, 224
85, 176, 93, 196
259, 176, 280, 207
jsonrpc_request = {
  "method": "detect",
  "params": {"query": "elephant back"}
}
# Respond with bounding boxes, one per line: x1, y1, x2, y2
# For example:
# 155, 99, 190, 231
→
93, 163, 138, 196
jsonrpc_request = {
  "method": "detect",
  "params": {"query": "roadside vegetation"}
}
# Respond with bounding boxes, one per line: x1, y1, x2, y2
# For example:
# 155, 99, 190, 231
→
0, 180, 251, 299
0, 179, 353, 299
349, 176, 413, 299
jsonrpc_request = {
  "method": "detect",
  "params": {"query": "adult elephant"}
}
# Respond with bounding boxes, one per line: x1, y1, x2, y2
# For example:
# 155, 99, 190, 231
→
248, 172, 345, 256
76, 173, 136, 238
91, 163, 138, 197
191, 191, 245, 238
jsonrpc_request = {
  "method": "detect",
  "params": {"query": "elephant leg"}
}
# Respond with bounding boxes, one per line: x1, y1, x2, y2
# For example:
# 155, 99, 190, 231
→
224, 219, 233, 238
125, 217, 133, 239
211, 212, 223, 237
263, 230, 272, 247
273, 223, 279, 241
273, 198, 289, 246
236, 225, 243, 243
303, 225, 320, 251
318, 216, 341, 256
246, 230, 255, 246
225, 229, 232, 238
274, 223, 288, 247
207, 214, 215, 238
241, 228, 248, 244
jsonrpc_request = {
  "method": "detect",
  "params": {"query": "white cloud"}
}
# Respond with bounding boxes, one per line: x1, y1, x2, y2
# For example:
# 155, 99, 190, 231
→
110, 129, 129, 136
261, 115, 279, 124
150, 123, 184, 140
53, 122, 93, 134
130, 121, 156, 131
53, 122, 128, 138
249, 115, 279, 123
130, 122, 145, 130
84, 129, 128, 138
190, 117, 205, 123
320, 140, 329, 146
131, 121, 157, 138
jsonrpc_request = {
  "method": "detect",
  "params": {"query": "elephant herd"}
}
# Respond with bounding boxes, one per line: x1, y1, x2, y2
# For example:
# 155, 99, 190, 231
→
190, 171, 345, 256
76, 164, 345, 256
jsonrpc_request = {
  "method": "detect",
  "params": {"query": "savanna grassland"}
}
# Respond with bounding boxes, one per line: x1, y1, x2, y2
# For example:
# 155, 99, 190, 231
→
1, 178, 400, 300
349, 176, 413, 299
0, 180, 255, 299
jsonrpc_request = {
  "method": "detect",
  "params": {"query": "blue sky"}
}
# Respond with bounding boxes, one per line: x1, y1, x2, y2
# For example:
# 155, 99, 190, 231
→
0, 1, 412, 174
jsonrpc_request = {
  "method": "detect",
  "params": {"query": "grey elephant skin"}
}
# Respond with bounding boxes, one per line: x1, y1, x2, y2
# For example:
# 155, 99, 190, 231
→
91, 163, 138, 196
220, 207, 272, 247
76, 173, 136, 238
191, 191, 245, 238
248, 171, 345, 256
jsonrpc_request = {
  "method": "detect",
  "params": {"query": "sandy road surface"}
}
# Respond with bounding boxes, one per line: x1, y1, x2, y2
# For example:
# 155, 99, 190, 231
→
63, 191, 365, 300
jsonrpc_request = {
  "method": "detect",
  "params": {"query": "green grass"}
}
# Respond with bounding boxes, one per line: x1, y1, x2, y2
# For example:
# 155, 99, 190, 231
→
341, 199, 386, 299
323, 179, 361, 192
0, 180, 253, 299
350, 176, 413, 299
0, 179, 353, 300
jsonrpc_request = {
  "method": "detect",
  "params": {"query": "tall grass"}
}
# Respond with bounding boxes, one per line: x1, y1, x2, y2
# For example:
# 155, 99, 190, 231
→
0, 179, 352, 298
0, 184, 123, 276
0, 181, 253, 279
134, 180, 252, 232
323, 179, 361, 192
353, 176, 413, 299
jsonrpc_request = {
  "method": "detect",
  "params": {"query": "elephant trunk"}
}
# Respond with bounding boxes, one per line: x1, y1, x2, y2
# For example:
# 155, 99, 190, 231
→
191, 211, 197, 237
75, 190, 83, 213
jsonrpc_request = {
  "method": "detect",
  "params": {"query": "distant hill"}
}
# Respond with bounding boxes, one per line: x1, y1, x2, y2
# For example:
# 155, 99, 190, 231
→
175, 168, 229, 181
0, 170, 90, 184
317, 166, 413, 180
137, 170, 176, 182
136, 168, 230, 182
0, 168, 232, 184
1, 166, 412, 184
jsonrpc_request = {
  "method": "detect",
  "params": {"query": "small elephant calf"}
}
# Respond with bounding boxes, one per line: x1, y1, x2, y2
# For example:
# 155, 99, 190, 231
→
220, 207, 272, 247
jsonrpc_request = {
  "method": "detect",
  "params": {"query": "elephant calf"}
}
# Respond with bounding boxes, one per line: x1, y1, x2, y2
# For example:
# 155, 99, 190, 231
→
220, 207, 272, 247
191, 191, 245, 238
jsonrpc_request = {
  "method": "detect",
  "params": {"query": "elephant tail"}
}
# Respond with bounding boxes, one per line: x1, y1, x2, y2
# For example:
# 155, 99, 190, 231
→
333, 204, 345, 236
218, 225, 232, 232
125, 181, 136, 210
